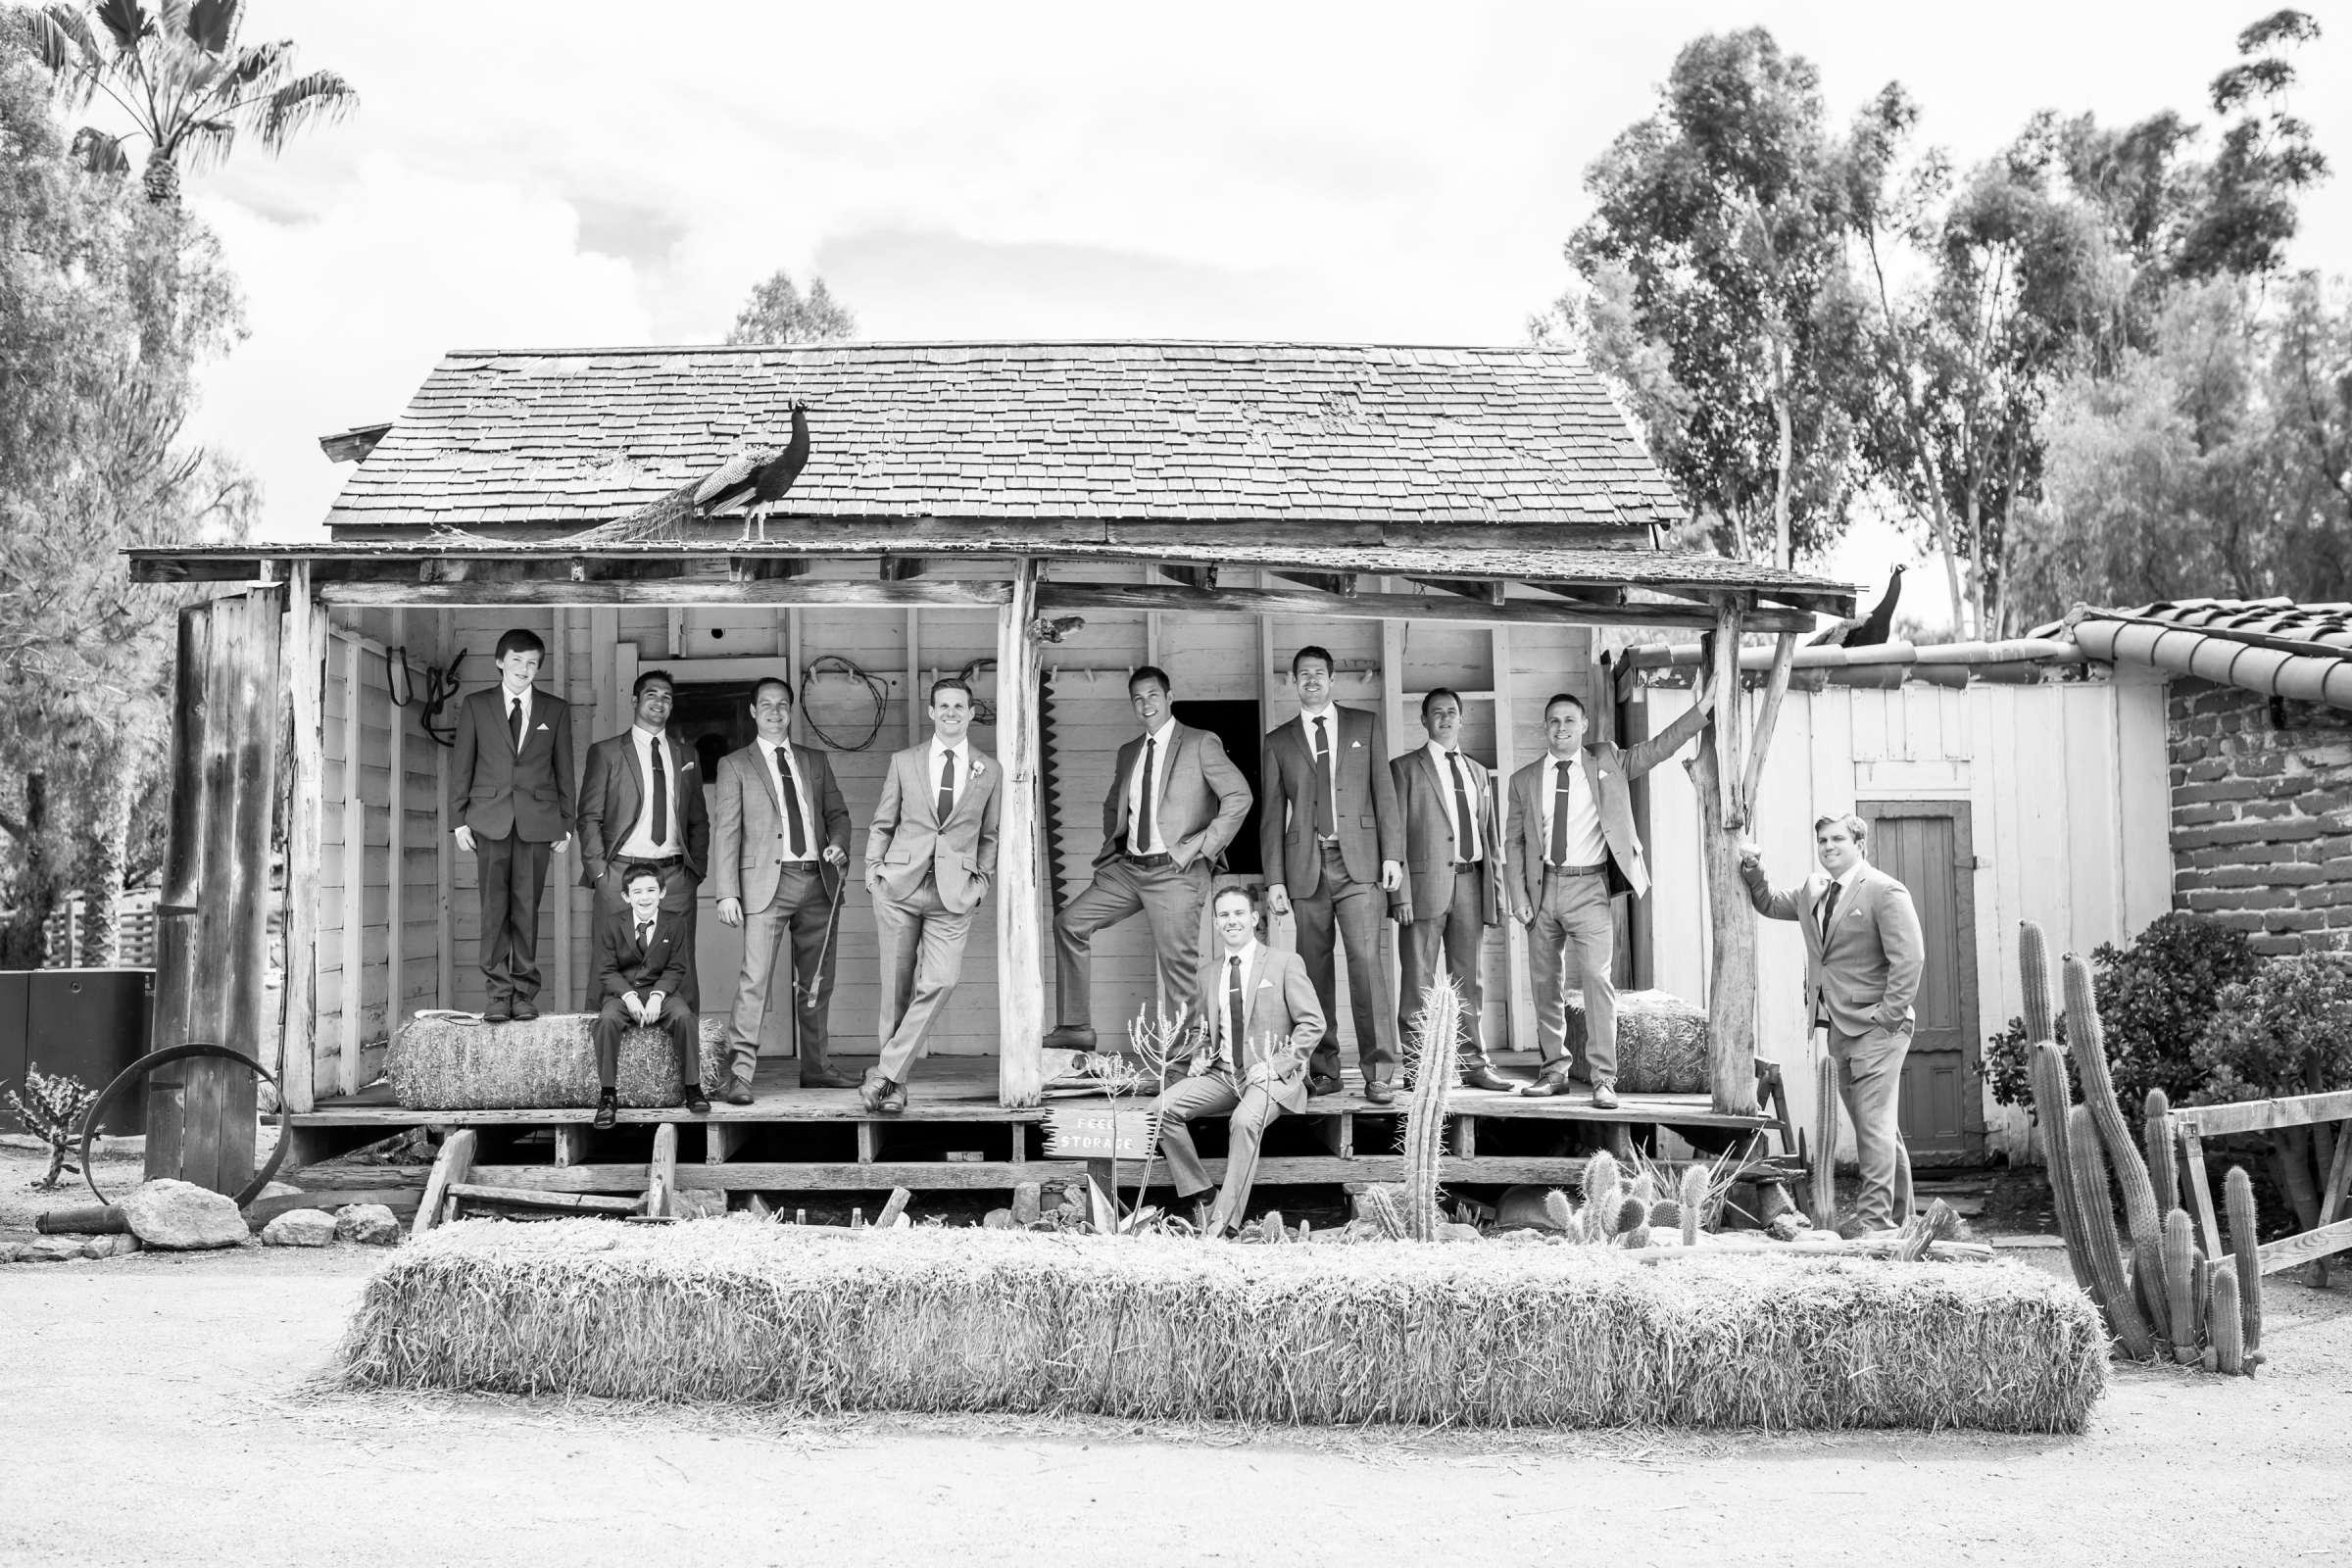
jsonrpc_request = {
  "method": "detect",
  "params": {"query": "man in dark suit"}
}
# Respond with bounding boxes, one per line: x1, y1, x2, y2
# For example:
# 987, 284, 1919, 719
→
576, 668, 709, 1008
1045, 665, 1250, 1052
1505, 687, 1713, 1108
449, 627, 575, 1024
589, 864, 705, 1129
1260, 645, 1403, 1101
1740, 814, 1926, 1236
712, 677, 853, 1101
1150, 885, 1325, 1237
1389, 688, 1517, 1091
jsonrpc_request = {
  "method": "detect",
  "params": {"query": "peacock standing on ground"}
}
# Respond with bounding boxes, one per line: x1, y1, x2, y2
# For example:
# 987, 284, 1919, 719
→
567, 402, 810, 544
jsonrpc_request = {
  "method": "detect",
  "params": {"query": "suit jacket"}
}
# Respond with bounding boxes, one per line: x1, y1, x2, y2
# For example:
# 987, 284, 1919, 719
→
1259, 705, 1402, 890
866, 742, 1002, 915
594, 907, 691, 1004
1185, 945, 1326, 1115
1095, 721, 1250, 870
1390, 746, 1502, 927
710, 740, 853, 913
1741, 858, 1925, 1038
449, 685, 575, 842
576, 729, 710, 888
1505, 701, 1707, 906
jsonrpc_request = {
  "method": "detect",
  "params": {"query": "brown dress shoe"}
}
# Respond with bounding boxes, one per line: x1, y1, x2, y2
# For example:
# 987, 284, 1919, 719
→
878, 1077, 907, 1114
858, 1067, 888, 1113
591, 1089, 617, 1131
724, 1077, 755, 1106
1362, 1078, 1397, 1105
1589, 1080, 1620, 1110
1041, 1024, 1099, 1051
1460, 1062, 1525, 1093
1518, 1060, 1578, 1098
800, 1061, 860, 1089
510, 999, 539, 1022
482, 1002, 514, 1025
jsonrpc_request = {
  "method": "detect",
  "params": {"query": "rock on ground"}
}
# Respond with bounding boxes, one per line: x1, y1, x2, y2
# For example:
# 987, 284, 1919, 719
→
334, 1204, 402, 1245
261, 1209, 339, 1248
119, 1179, 248, 1250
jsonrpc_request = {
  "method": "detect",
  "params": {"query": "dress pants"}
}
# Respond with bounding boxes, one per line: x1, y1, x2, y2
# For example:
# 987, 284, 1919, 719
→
1295, 840, 1396, 1083
874, 876, 973, 1084
1053, 855, 1210, 1029
1826, 1022, 1913, 1231
587, 859, 701, 1008
1531, 868, 1619, 1083
474, 833, 552, 1004
1152, 1068, 1285, 1231
1397, 865, 1495, 1072
592, 992, 700, 1088
728, 864, 839, 1086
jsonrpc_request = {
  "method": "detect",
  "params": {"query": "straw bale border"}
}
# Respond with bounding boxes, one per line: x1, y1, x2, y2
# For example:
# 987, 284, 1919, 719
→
384, 1012, 730, 1109
341, 1221, 2106, 1432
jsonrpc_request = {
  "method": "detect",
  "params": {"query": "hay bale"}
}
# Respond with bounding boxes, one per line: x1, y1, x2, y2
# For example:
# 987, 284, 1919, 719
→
341, 1219, 2107, 1433
385, 1011, 731, 1110
1561, 991, 1708, 1094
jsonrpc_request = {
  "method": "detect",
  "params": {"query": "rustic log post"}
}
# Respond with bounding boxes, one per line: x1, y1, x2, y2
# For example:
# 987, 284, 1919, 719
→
1710, 602, 1744, 830
147, 588, 284, 1193
995, 558, 1045, 1107
1691, 620, 1759, 1117
277, 567, 323, 1113
1739, 632, 1798, 820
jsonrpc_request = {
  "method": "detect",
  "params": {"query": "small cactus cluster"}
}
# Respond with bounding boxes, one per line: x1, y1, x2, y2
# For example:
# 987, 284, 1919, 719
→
1521, 1148, 1716, 1250
2017, 920, 2264, 1374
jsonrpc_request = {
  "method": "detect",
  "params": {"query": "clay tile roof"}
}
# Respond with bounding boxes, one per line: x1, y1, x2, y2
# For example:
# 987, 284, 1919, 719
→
2043, 599, 2352, 708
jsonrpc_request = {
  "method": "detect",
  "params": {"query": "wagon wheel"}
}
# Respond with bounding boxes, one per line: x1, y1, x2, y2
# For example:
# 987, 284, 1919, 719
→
77, 1042, 289, 1209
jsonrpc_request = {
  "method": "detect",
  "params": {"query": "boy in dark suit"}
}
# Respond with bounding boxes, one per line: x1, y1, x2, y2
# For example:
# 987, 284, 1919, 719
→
591, 864, 706, 1129
450, 627, 575, 1023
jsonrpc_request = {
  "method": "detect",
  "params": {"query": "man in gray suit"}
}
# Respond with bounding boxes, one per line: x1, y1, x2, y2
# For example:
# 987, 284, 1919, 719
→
1261, 645, 1404, 1101
575, 668, 709, 1008
1044, 665, 1250, 1052
1506, 687, 1713, 1108
861, 676, 1002, 1114
712, 678, 853, 1101
1150, 885, 1326, 1237
1389, 689, 1517, 1091
1740, 814, 1925, 1236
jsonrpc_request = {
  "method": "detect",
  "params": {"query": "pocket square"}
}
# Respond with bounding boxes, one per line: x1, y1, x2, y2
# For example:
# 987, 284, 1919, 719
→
535, 722, 550, 731
1257, 979, 1273, 989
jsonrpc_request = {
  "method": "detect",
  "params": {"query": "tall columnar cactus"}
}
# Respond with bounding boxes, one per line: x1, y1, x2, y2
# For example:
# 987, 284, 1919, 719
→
1679, 1164, 1708, 1241
2224, 1165, 2265, 1355
2064, 952, 2170, 1341
2162, 1208, 2199, 1365
2191, 1250, 2211, 1346
2144, 1089, 2180, 1214
1400, 978, 1460, 1242
1812, 1054, 1840, 1228
1542, 1189, 1576, 1235
2209, 1269, 2246, 1375
2029, 1043, 2097, 1296
2019, 919, 2056, 1044
2068, 1103, 2157, 1359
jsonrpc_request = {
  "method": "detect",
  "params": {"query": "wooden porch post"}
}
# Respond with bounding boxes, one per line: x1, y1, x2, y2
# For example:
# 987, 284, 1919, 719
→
1693, 601, 1758, 1116
277, 565, 322, 1113
996, 558, 1045, 1106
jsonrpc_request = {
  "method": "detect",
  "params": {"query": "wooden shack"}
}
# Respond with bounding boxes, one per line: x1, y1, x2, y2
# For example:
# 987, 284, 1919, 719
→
128, 340, 1852, 1205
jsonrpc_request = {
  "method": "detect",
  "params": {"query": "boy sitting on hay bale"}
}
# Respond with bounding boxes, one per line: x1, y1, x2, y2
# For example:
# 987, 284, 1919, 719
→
591, 866, 707, 1127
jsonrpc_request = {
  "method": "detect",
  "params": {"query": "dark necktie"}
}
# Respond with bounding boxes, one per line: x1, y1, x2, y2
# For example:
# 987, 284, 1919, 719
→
1550, 760, 1574, 863
775, 747, 807, 858
1446, 751, 1478, 860
1135, 735, 1157, 852
649, 738, 667, 845
1818, 880, 1842, 939
508, 696, 525, 753
1311, 716, 1336, 838
937, 749, 956, 823
636, 920, 653, 954
1226, 955, 1246, 1071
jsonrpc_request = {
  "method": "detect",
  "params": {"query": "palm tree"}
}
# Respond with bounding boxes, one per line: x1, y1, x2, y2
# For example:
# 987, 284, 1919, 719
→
32, 0, 356, 206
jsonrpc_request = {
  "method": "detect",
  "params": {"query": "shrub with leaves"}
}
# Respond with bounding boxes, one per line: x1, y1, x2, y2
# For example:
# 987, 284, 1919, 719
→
2194, 952, 2352, 1232
4, 1063, 100, 1189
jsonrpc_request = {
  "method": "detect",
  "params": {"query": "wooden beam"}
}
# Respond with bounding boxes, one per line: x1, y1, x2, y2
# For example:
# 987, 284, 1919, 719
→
1409, 576, 1505, 607
1739, 632, 1798, 821
2173, 1092, 2352, 1139
879, 555, 929, 581
996, 559, 1045, 1108
1709, 605, 1744, 831
412, 1128, 477, 1236
317, 577, 1013, 610
278, 570, 322, 1114
728, 555, 810, 583
338, 628, 366, 1100
386, 609, 407, 1046
1531, 581, 1628, 608
1037, 579, 1817, 633
434, 608, 455, 1009
1268, 569, 1356, 596
1158, 563, 1218, 591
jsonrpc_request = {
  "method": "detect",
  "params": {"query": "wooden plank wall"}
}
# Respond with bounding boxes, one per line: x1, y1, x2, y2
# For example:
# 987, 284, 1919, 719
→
1640, 667, 2172, 1161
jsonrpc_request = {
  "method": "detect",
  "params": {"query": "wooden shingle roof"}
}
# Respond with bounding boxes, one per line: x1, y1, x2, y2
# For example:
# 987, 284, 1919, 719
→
326, 340, 1689, 535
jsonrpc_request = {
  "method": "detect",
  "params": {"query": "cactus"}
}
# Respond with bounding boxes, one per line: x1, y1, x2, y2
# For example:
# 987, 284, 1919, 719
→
1611, 1196, 1647, 1238
1542, 1189, 1577, 1235
1582, 1152, 1622, 1245
2162, 1208, 2199, 1365
2068, 1103, 2157, 1359
1649, 1199, 1683, 1232
2209, 1268, 2245, 1375
1629, 1172, 1659, 1209
2191, 1250, 2210, 1347
1812, 1054, 1840, 1228
1360, 1183, 1407, 1241
2144, 1088, 2180, 1213
1259, 1209, 1288, 1244
1621, 1222, 1651, 1250
2019, 919, 2056, 1045
2064, 952, 2170, 1341
1581, 1150, 1620, 1206
2223, 1166, 2264, 1354
2028, 1043, 2098, 1297
1400, 977, 1461, 1242
1679, 1164, 1709, 1228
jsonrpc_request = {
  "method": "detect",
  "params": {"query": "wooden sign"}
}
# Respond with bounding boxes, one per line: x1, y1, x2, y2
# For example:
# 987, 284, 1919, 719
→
1042, 1105, 1159, 1161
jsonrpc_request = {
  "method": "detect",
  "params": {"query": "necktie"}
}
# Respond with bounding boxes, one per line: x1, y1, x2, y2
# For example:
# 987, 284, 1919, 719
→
1135, 735, 1157, 852
775, 747, 807, 858
1446, 751, 1478, 860
649, 738, 667, 846
1550, 760, 1574, 864
636, 920, 653, 953
1818, 880, 1842, 939
937, 749, 956, 823
1311, 716, 1336, 838
508, 696, 525, 752
1226, 955, 1246, 1072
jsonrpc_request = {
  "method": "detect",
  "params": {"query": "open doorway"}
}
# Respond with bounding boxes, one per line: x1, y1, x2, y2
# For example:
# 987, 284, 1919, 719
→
1170, 699, 1262, 876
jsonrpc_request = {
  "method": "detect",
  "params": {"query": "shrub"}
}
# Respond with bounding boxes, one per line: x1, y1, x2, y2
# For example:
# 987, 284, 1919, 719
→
2194, 952, 2352, 1232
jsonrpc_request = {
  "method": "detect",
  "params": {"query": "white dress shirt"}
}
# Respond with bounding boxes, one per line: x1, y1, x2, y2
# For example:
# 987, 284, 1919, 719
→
1124, 717, 1176, 855
928, 737, 964, 820
617, 727, 684, 859
1544, 752, 1607, 867
760, 741, 819, 862
1217, 940, 1262, 1070
1426, 741, 1483, 862
1297, 706, 1343, 839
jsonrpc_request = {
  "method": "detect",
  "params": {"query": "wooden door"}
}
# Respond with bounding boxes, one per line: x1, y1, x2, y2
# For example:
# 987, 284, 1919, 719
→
1859, 802, 1983, 1161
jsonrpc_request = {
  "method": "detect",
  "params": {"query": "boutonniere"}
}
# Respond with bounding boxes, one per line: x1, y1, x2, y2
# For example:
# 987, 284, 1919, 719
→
969, 758, 987, 777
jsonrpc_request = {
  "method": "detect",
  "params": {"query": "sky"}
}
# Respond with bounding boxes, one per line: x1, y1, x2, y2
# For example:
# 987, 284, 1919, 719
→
159, 0, 2352, 605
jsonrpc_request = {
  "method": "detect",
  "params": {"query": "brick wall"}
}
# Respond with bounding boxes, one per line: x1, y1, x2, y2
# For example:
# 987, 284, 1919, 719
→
2169, 676, 2352, 955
